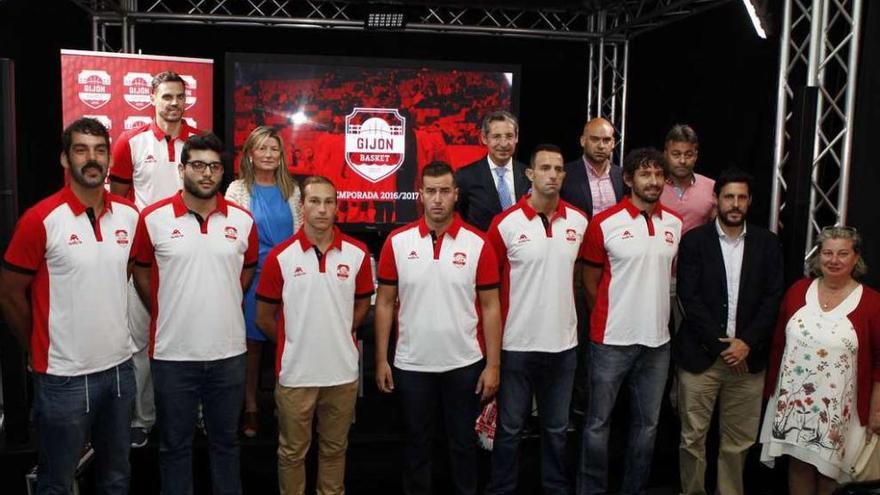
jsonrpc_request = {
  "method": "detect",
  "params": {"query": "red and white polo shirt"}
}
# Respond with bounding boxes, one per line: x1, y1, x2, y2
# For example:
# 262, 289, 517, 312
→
580, 197, 682, 347
377, 215, 499, 372
110, 121, 200, 208
256, 227, 374, 387
487, 196, 588, 353
135, 192, 258, 361
3, 187, 139, 376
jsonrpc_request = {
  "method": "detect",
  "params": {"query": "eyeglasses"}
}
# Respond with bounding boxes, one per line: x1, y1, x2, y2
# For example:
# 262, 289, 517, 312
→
185, 161, 224, 173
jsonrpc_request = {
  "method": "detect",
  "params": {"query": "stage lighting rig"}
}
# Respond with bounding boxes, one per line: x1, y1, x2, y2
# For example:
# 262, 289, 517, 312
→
364, 5, 407, 31
741, 0, 774, 39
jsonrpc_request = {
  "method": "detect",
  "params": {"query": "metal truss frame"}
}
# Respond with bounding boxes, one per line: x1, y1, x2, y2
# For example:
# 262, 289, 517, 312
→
68, 0, 728, 168
769, 0, 864, 261
69, 0, 732, 48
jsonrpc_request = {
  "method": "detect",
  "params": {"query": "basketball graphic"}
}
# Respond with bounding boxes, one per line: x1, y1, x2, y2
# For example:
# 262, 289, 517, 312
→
344, 107, 406, 183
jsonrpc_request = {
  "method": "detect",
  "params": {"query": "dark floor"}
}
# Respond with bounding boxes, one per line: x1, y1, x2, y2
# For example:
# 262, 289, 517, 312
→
0, 385, 788, 495
1, 340, 789, 494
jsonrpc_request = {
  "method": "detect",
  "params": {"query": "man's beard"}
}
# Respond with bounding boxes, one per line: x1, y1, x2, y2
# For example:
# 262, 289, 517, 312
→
183, 176, 220, 199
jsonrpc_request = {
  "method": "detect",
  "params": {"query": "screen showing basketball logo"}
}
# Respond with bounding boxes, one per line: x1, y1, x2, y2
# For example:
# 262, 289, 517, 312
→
345, 108, 406, 183
229, 54, 518, 230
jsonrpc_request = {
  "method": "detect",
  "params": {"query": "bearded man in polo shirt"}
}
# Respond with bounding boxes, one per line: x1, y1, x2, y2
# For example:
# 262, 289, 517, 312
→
577, 148, 683, 495
0, 118, 139, 494
132, 133, 257, 495
375, 161, 502, 495
485, 144, 589, 495
255, 175, 374, 495
110, 70, 202, 448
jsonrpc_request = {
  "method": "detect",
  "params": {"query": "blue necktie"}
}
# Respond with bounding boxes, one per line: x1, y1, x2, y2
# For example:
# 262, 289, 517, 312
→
495, 167, 513, 210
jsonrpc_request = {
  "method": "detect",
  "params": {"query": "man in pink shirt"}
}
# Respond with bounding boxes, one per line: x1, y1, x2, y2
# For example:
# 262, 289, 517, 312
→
659, 124, 715, 235
659, 124, 716, 367
560, 117, 625, 219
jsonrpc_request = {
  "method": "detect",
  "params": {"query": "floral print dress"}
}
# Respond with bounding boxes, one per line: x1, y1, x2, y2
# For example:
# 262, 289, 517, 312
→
759, 279, 868, 482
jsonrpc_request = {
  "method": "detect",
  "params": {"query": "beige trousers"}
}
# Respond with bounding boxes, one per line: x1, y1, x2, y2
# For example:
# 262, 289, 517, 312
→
275, 380, 358, 495
678, 359, 764, 495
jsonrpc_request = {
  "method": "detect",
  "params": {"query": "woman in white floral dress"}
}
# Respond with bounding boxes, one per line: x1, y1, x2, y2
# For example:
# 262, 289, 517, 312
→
760, 226, 880, 494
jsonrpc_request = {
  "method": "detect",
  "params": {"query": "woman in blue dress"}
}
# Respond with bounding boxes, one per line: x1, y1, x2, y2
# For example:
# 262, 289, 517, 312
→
226, 126, 302, 437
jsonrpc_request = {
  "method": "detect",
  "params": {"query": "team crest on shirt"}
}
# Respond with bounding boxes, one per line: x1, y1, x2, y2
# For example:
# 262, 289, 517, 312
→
337, 264, 350, 280
664, 230, 675, 245
565, 229, 578, 243
407, 250, 419, 260
170, 228, 184, 239
115, 229, 129, 246
516, 233, 530, 244
224, 226, 238, 241
621, 230, 634, 240
68, 233, 82, 245
452, 252, 467, 267
294, 266, 306, 277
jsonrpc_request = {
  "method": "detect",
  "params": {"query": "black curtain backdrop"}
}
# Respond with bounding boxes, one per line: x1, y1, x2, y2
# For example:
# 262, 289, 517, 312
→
626, 2, 780, 226
0, 0, 777, 216
848, 0, 880, 289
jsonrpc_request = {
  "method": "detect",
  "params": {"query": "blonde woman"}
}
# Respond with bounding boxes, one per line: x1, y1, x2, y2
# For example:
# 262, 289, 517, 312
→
226, 126, 302, 438
761, 226, 880, 494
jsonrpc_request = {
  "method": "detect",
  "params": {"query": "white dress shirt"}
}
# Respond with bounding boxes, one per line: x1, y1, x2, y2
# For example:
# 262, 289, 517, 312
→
487, 156, 516, 207
716, 219, 747, 338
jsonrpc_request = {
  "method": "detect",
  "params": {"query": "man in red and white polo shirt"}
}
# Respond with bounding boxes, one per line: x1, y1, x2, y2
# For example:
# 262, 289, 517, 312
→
132, 133, 257, 495
110, 70, 200, 208
374, 161, 502, 495
485, 144, 589, 495
576, 148, 683, 495
0, 118, 139, 494
110, 70, 201, 447
254, 176, 374, 495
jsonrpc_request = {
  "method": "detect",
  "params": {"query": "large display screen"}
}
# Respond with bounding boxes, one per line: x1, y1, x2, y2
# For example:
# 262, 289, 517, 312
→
227, 53, 518, 230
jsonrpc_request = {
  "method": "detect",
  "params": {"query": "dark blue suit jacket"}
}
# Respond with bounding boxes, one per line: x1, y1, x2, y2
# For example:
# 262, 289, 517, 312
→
559, 158, 625, 218
673, 221, 784, 374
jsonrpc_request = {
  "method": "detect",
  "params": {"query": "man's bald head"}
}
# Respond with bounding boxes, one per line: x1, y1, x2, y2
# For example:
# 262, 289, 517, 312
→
580, 118, 616, 167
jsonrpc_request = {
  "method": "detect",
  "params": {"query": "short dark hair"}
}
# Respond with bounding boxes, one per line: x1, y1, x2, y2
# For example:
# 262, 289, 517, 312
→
421, 161, 456, 186
62, 117, 110, 154
300, 175, 336, 199
714, 167, 754, 196
480, 110, 519, 137
151, 71, 186, 93
665, 124, 699, 148
529, 144, 563, 169
181, 132, 224, 165
622, 147, 667, 178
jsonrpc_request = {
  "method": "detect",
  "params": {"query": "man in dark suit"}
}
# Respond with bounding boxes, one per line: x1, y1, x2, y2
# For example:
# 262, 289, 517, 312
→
455, 110, 529, 231
673, 167, 783, 495
560, 117, 625, 219
560, 117, 625, 417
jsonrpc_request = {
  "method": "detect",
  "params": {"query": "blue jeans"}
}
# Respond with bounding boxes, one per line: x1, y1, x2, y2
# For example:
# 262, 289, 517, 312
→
577, 342, 670, 495
152, 353, 246, 495
394, 360, 483, 495
487, 348, 577, 495
33, 358, 135, 495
